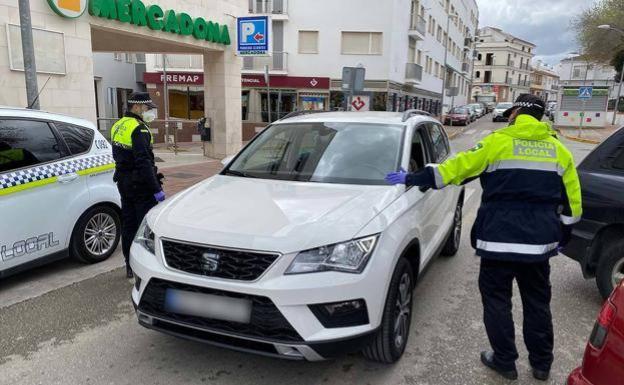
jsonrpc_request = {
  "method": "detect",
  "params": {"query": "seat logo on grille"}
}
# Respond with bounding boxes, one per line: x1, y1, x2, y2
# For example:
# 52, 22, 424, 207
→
201, 252, 220, 272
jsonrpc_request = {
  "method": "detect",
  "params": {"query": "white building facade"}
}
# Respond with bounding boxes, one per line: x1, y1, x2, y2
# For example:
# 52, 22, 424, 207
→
471, 27, 535, 104
530, 61, 560, 103
142, 0, 479, 140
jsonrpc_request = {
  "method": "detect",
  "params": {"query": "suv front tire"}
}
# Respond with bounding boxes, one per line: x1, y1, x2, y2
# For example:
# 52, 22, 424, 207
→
363, 257, 414, 363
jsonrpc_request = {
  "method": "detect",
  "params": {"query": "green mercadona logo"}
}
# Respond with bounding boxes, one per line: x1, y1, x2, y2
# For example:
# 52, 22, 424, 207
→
50, 0, 230, 45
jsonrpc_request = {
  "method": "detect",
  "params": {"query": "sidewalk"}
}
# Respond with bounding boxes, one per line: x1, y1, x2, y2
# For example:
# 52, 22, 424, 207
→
555, 124, 619, 144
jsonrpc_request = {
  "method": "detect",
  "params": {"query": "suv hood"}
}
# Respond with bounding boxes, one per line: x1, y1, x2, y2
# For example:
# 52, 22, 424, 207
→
150, 175, 401, 253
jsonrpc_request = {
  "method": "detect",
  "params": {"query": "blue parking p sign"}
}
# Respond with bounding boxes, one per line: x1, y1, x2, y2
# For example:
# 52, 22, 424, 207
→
237, 16, 270, 56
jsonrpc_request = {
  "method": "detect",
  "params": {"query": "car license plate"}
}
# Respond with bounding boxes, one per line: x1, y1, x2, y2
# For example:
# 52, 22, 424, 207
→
164, 289, 252, 324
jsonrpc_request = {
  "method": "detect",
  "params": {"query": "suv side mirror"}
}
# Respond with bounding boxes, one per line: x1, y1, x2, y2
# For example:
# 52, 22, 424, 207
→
221, 155, 234, 166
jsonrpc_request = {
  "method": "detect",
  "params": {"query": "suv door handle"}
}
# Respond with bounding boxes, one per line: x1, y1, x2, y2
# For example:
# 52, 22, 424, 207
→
57, 172, 79, 184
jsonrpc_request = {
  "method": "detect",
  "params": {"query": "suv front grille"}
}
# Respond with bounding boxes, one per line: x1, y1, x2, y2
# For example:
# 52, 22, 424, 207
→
162, 240, 279, 281
138, 278, 303, 342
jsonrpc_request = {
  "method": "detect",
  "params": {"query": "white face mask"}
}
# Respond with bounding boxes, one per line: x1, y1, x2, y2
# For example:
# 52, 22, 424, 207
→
142, 109, 157, 123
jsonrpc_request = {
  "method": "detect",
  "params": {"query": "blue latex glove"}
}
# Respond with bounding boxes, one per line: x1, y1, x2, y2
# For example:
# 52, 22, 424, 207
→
385, 168, 408, 185
154, 190, 166, 202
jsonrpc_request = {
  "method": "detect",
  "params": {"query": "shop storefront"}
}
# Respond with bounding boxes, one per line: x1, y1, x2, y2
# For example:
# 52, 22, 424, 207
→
2, 0, 246, 158
241, 75, 330, 140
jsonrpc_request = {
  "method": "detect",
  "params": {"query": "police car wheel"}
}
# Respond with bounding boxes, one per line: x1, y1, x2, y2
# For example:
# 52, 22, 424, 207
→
362, 258, 414, 364
441, 200, 462, 257
596, 237, 624, 299
71, 206, 121, 264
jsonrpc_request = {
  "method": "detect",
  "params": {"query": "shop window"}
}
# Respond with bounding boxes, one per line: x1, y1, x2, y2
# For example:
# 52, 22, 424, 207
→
168, 88, 204, 120
299, 31, 319, 54
341, 32, 383, 55
242, 91, 250, 121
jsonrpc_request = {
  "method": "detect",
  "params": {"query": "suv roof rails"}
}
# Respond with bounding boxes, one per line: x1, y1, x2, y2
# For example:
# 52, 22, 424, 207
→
401, 109, 432, 122
279, 110, 327, 121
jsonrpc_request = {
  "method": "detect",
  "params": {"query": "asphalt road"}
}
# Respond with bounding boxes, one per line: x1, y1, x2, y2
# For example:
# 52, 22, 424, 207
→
0, 116, 603, 385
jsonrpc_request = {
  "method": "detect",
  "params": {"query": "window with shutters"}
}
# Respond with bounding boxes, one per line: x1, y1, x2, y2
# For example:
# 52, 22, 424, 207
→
341, 32, 383, 55
298, 31, 319, 54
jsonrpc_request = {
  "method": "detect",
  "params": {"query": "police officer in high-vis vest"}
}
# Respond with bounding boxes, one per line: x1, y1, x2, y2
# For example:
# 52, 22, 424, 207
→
111, 92, 165, 278
386, 94, 582, 381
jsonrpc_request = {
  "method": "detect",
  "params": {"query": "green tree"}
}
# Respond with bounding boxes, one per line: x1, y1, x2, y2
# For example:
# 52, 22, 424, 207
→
611, 50, 624, 82
572, 0, 624, 63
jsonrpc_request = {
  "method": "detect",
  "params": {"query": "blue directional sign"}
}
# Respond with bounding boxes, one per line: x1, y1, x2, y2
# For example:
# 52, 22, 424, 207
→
578, 86, 593, 99
237, 16, 270, 56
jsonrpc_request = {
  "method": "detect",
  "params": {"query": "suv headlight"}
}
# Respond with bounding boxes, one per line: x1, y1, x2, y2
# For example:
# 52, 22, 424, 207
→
134, 218, 155, 254
285, 235, 378, 275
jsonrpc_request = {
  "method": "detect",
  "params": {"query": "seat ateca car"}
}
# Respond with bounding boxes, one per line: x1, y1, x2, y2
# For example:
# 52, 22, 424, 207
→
0, 108, 121, 277
130, 111, 464, 363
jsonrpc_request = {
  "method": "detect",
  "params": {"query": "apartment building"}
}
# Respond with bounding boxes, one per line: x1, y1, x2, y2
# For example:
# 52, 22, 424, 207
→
140, 0, 479, 140
556, 56, 623, 100
529, 61, 560, 102
471, 27, 535, 104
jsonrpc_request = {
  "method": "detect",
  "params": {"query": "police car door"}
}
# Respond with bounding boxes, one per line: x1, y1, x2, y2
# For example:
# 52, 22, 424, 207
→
0, 119, 85, 271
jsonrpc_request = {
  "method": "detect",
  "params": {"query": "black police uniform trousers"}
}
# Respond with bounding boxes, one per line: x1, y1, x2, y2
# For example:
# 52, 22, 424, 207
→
116, 173, 157, 265
479, 258, 554, 372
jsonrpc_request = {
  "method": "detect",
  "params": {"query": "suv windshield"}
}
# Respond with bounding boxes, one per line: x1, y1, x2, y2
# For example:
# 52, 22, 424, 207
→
225, 122, 404, 185
496, 103, 513, 109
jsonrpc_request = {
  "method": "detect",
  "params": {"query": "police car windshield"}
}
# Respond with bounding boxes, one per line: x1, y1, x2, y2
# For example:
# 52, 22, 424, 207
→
225, 122, 404, 185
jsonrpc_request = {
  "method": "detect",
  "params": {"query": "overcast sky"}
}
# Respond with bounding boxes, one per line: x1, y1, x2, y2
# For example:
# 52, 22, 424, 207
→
476, 0, 596, 66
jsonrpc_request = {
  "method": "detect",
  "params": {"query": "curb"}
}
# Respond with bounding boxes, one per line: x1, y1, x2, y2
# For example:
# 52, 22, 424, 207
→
554, 128, 601, 145
447, 125, 467, 140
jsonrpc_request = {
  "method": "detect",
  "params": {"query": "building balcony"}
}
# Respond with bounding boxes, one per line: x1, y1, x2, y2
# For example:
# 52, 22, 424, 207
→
518, 80, 530, 87
405, 62, 423, 84
408, 13, 426, 40
464, 37, 473, 47
152, 54, 203, 71
248, 0, 288, 19
242, 52, 288, 73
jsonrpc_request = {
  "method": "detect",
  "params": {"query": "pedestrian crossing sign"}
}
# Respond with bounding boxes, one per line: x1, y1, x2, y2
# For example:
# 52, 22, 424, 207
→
578, 86, 593, 99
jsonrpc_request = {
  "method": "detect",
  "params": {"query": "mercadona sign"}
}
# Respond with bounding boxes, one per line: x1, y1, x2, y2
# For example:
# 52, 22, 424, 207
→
69, 0, 231, 45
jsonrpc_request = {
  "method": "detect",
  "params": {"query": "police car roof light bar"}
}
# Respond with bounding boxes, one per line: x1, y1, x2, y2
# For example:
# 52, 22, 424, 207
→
401, 109, 432, 122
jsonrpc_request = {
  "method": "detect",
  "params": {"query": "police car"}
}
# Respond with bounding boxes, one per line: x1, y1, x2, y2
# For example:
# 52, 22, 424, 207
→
131, 110, 464, 363
0, 107, 120, 277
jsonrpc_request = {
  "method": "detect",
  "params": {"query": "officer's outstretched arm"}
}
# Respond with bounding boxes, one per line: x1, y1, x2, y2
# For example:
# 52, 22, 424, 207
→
425, 139, 491, 189
560, 156, 583, 225
131, 128, 161, 194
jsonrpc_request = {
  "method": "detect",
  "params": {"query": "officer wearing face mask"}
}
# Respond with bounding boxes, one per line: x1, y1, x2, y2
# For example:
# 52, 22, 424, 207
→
110, 92, 165, 278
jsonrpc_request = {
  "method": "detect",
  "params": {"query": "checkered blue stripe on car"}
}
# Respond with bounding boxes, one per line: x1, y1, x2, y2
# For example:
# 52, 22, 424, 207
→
0, 154, 114, 191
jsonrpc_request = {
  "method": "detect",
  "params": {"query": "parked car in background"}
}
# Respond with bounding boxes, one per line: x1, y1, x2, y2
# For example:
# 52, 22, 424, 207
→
0, 107, 121, 278
485, 102, 496, 113
567, 279, 624, 385
562, 126, 624, 299
463, 105, 478, 122
492, 102, 513, 122
443, 107, 471, 126
130, 111, 464, 363
468, 103, 485, 117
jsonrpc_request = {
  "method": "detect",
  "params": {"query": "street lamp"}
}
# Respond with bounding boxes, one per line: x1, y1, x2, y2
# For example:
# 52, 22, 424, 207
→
597, 24, 624, 125
441, 13, 459, 116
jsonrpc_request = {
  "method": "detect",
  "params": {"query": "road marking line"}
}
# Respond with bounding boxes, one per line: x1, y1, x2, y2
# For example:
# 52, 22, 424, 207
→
480, 129, 492, 136
465, 129, 476, 135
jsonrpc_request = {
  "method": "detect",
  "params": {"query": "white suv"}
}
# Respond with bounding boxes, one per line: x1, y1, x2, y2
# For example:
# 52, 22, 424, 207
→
0, 108, 121, 277
130, 111, 463, 363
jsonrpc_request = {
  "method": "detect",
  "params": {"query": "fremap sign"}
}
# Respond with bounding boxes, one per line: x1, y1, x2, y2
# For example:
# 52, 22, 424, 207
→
48, 0, 231, 46
237, 16, 270, 56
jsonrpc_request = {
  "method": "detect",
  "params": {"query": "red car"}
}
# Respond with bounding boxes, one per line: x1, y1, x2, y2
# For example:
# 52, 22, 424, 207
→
567, 279, 624, 385
443, 107, 470, 126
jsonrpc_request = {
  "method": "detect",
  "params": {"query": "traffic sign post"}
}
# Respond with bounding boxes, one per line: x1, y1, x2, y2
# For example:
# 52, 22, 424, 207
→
341, 66, 366, 111
578, 87, 593, 137
237, 16, 270, 56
